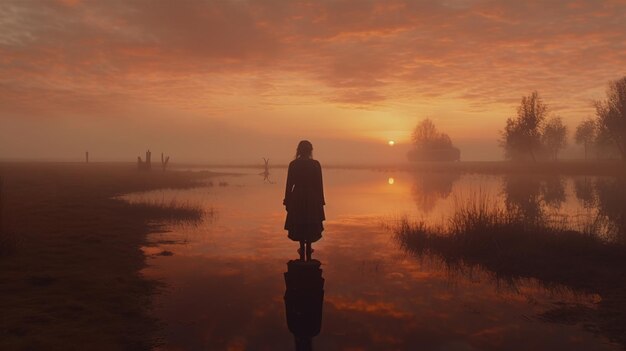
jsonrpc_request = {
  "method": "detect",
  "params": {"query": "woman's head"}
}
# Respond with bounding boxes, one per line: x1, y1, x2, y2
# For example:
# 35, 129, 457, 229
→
295, 140, 313, 159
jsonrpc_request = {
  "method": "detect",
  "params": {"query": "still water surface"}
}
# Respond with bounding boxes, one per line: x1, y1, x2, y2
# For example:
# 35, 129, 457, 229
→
124, 168, 620, 350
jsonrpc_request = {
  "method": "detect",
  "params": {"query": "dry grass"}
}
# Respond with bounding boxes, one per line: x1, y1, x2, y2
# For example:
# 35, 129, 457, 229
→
396, 194, 616, 263
118, 198, 205, 223
393, 194, 626, 347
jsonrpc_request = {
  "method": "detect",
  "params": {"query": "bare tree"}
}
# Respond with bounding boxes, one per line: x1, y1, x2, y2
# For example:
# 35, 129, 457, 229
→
594, 76, 626, 160
500, 91, 547, 161
574, 119, 596, 160
542, 117, 568, 161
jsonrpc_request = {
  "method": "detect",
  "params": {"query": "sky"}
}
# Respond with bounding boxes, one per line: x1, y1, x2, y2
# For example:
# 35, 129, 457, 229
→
1, 0, 625, 164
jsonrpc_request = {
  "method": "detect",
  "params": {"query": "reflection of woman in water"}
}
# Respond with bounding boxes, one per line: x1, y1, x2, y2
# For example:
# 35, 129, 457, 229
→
284, 259, 324, 350
284, 140, 325, 261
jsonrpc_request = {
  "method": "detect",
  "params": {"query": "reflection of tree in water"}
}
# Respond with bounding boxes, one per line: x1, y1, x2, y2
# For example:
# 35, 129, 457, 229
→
411, 172, 460, 213
503, 175, 626, 242
573, 176, 597, 209
260, 157, 275, 184
595, 177, 626, 243
502, 175, 566, 221
541, 176, 566, 209
503, 175, 543, 221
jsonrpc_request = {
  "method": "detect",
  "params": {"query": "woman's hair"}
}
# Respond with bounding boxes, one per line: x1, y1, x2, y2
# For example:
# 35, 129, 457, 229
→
295, 140, 313, 159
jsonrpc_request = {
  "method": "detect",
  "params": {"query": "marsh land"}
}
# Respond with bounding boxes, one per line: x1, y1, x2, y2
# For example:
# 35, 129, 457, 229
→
1, 161, 625, 350
0, 163, 210, 350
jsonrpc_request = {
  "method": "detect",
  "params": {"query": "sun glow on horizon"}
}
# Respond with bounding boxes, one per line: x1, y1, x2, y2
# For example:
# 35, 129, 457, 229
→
0, 0, 622, 162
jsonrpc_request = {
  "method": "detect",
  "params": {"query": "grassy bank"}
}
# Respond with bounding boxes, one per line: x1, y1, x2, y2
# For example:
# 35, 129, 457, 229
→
393, 196, 626, 347
0, 162, 210, 350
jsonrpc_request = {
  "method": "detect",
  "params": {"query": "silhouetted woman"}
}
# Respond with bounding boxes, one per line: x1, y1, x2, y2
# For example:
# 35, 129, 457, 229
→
284, 140, 325, 261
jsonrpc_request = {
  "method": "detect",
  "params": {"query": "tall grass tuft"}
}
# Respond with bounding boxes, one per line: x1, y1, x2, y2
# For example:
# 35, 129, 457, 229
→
121, 198, 207, 223
393, 192, 626, 347
394, 192, 623, 270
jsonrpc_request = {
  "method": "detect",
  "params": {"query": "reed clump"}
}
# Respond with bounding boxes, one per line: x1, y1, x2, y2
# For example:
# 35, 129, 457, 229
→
393, 193, 626, 347
120, 198, 206, 223
395, 193, 623, 275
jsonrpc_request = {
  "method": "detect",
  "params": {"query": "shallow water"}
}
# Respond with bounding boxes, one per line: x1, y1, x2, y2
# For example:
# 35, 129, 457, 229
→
124, 169, 621, 350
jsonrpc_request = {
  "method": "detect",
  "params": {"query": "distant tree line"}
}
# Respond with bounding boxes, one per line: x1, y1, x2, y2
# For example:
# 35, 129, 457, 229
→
406, 76, 626, 162
500, 76, 626, 161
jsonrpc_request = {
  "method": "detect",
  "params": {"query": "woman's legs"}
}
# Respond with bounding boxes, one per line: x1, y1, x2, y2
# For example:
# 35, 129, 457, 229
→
298, 241, 305, 260
305, 242, 312, 261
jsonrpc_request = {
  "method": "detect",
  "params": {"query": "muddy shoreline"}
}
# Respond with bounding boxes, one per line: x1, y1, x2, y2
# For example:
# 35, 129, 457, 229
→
0, 162, 212, 350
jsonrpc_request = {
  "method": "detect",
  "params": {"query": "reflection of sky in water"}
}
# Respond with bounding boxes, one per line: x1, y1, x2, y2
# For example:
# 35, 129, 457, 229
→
124, 169, 619, 350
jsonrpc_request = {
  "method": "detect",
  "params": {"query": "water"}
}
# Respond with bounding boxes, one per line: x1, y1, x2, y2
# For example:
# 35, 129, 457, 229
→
123, 169, 622, 350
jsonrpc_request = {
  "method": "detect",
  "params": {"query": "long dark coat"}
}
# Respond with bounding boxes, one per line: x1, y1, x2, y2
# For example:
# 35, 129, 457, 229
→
283, 158, 325, 242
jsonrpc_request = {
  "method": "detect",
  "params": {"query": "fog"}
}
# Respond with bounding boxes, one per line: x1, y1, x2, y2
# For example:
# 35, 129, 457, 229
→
0, 112, 502, 164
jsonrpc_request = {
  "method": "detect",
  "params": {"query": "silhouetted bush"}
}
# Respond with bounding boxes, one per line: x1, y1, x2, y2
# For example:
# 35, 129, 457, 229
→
392, 193, 626, 347
394, 193, 621, 263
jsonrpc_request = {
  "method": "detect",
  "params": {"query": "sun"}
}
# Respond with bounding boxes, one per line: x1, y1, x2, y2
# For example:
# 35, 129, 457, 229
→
388, 140, 395, 146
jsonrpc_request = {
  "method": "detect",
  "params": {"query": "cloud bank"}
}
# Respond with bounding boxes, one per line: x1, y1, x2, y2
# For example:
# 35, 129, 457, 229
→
1, 0, 625, 161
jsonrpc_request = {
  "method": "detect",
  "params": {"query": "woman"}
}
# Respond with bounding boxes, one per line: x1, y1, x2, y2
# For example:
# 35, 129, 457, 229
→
283, 140, 325, 261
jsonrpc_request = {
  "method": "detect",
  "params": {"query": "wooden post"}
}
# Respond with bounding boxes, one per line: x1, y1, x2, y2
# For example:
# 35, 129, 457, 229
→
85, 151, 89, 163
263, 158, 270, 174
146, 150, 152, 170
161, 153, 170, 171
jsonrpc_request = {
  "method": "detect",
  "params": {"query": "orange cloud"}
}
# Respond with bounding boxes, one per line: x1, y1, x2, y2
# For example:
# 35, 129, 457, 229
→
1, 0, 625, 161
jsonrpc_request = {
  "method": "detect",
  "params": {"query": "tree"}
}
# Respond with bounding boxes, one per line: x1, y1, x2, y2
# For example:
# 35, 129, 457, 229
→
594, 125, 620, 159
411, 119, 452, 149
500, 91, 547, 161
574, 177, 596, 208
542, 117, 567, 160
594, 76, 626, 160
408, 119, 460, 161
574, 119, 596, 160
